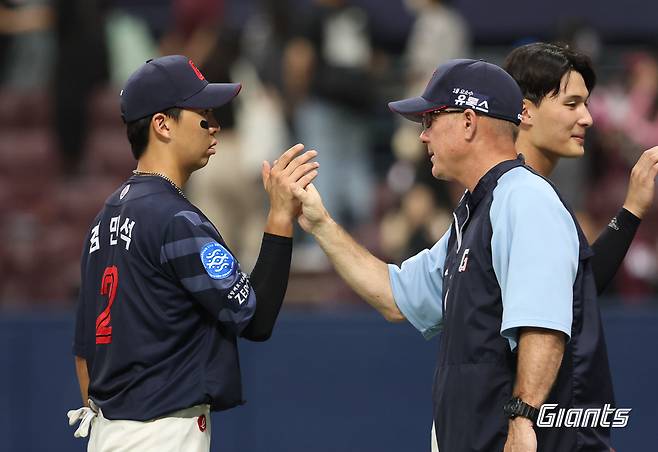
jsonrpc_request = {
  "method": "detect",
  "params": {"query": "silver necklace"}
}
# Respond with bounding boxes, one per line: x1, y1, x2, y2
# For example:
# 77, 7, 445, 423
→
132, 170, 186, 199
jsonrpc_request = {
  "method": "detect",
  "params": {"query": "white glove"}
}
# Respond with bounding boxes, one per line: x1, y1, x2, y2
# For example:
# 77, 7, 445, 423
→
67, 401, 98, 438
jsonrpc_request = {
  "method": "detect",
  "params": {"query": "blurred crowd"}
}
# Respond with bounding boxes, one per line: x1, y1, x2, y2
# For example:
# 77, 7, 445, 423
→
1, 0, 657, 307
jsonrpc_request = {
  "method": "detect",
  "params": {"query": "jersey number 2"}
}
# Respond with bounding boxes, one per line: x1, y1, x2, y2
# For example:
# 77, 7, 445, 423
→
96, 266, 118, 344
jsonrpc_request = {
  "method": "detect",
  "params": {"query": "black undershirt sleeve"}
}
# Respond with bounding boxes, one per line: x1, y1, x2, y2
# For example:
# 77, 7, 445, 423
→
590, 208, 641, 295
240, 233, 293, 341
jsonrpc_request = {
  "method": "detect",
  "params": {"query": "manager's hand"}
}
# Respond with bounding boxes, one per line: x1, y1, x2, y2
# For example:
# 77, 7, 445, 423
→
262, 143, 319, 220
503, 418, 536, 452
291, 183, 331, 235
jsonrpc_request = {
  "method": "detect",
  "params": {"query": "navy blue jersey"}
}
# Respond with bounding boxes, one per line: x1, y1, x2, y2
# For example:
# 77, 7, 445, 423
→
74, 175, 258, 421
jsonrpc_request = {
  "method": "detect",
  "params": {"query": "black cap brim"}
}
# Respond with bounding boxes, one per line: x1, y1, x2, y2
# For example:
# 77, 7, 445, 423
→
178, 83, 242, 110
388, 96, 447, 123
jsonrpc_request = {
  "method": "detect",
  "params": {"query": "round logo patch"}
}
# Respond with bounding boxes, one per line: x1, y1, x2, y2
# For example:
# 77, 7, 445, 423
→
200, 242, 235, 279
198, 414, 207, 432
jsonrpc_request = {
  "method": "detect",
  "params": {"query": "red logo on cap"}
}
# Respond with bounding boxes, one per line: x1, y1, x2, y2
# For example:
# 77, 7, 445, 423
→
198, 414, 207, 432
189, 60, 205, 81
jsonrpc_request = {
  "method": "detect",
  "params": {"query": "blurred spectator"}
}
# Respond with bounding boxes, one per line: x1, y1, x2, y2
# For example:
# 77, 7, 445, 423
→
159, 0, 225, 67
53, 0, 108, 176
403, 0, 470, 94
285, 0, 377, 238
391, 0, 470, 174
0, 0, 54, 88
379, 182, 451, 262
617, 52, 658, 149
556, 19, 602, 64
238, 0, 294, 153
240, 0, 292, 95
104, 7, 158, 85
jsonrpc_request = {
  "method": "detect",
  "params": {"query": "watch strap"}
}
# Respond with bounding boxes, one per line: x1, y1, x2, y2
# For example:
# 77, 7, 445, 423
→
505, 397, 539, 423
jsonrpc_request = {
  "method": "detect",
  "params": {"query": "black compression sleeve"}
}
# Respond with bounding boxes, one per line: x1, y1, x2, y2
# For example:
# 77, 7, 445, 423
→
590, 208, 641, 295
241, 233, 293, 341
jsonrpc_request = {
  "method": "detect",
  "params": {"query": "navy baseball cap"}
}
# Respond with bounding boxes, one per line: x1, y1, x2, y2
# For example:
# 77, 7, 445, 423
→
389, 59, 522, 125
120, 55, 242, 123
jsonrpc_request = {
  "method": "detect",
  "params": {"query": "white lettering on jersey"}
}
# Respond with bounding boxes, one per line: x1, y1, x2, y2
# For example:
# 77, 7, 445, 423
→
89, 222, 101, 254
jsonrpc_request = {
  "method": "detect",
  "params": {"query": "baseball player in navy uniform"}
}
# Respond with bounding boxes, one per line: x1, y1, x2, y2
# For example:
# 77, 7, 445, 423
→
292, 60, 616, 451
67, 55, 319, 451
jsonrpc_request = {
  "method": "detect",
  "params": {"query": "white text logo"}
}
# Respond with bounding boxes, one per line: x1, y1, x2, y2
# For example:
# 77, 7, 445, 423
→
536, 404, 631, 428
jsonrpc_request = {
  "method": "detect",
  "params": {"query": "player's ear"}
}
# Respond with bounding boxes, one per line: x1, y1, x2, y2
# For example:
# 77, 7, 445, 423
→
520, 99, 534, 126
151, 112, 172, 140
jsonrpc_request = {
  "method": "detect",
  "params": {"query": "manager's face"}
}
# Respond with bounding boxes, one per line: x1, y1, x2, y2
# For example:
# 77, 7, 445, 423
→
420, 108, 464, 181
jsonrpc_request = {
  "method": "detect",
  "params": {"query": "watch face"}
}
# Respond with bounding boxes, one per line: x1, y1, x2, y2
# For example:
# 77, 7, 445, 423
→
504, 397, 520, 417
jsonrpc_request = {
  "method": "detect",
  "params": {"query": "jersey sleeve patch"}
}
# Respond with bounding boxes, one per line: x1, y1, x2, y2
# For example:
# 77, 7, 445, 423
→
200, 242, 236, 279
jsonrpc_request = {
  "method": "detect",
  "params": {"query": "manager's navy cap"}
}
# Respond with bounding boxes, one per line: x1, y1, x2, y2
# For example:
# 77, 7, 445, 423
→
120, 55, 242, 123
389, 59, 522, 125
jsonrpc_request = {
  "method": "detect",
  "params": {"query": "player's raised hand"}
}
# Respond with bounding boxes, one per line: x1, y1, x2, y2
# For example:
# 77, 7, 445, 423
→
623, 146, 658, 219
291, 183, 331, 234
262, 143, 319, 219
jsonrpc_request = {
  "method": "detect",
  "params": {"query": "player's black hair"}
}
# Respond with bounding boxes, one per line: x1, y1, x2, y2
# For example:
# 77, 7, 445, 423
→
126, 107, 182, 160
503, 42, 596, 106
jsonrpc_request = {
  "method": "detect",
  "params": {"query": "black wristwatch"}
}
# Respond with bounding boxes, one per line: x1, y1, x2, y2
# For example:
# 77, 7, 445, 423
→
503, 397, 539, 424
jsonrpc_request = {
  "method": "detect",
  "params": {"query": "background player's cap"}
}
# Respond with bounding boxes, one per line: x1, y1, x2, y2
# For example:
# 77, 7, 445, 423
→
120, 55, 242, 123
388, 59, 522, 125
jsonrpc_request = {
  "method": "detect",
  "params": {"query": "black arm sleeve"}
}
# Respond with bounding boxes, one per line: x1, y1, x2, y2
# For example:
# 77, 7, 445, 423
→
240, 233, 293, 341
590, 208, 641, 295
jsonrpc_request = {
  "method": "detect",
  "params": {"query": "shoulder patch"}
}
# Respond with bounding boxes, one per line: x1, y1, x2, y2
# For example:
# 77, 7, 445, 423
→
200, 242, 236, 279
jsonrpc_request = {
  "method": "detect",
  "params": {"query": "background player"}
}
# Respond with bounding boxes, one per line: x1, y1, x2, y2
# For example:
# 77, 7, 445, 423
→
67, 55, 318, 451
504, 42, 658, 295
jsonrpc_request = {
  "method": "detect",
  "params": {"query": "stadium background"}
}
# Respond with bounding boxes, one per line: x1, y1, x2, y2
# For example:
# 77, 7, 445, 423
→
1, 0, 657, 450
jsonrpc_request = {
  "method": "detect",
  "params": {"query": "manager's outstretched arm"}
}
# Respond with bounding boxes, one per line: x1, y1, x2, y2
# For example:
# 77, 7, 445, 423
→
292, 184, 404, 322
